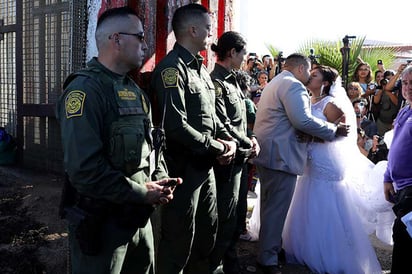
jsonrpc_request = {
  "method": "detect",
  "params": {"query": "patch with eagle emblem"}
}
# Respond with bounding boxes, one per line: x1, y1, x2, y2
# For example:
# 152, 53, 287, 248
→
161, 68, 179, 88
65, 90, 86, 118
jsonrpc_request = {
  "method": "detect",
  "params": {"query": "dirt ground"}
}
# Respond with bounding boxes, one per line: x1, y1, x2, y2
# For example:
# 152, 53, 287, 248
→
0, 165, 393, 274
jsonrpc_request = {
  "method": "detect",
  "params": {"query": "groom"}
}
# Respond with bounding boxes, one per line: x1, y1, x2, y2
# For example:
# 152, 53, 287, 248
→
252, 53, 348, 273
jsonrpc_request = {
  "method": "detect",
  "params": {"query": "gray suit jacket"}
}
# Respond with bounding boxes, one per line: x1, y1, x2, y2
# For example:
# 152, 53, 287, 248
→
253, 70, 337, 175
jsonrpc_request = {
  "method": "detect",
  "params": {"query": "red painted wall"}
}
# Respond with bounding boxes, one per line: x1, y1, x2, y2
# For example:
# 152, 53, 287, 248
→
98, 0, 127, 17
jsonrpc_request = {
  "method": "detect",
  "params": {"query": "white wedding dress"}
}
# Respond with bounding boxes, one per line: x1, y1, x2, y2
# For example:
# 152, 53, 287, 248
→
248, 80, 394, 273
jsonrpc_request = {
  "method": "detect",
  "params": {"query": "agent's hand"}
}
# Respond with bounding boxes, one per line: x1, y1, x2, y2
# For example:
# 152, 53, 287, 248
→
216, 139, 237, 165
249, 136, 260, 159
336, 123, 350, 137
145, 177, 182, 205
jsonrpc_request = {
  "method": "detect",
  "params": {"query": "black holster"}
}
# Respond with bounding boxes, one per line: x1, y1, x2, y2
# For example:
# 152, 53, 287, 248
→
73, 207, 105, 256
70, 196, 108, 256
58, 173, 77, 219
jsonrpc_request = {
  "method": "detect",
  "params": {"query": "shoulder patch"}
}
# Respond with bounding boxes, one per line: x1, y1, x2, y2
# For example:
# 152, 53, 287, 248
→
65, 90, 86, 118
213, 81, 223, 97
161, 68, 179, 88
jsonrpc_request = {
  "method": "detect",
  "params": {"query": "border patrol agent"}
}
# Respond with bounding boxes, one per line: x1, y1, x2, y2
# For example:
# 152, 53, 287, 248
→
56, 7, 178, 274
209, 31, 260, 274
149, 4, 237, 274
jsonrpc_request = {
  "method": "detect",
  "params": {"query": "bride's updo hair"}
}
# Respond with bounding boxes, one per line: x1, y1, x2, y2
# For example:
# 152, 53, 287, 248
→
211, 31, 246, 61
314, 65, 339, 95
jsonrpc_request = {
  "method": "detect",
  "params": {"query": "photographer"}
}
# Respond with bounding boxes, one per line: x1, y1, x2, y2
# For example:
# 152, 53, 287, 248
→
262, 54, 276, 80
244, 55, 264, 81
353, 98, 378, 148
367, 135, 389, 164
250, 70, 269, 106
373, 65, 407, 136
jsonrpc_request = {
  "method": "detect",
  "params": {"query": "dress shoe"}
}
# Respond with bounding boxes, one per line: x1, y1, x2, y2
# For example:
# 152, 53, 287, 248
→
278, 248, 286, 267
256, 262, 282, 274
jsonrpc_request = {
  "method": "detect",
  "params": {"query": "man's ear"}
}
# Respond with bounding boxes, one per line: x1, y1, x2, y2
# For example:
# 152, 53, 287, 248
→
230, 48, 237, 58
189, 25, 197, 38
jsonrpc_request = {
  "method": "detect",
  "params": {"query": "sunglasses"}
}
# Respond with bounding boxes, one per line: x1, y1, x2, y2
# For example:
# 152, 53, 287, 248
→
118, 32, 145, 42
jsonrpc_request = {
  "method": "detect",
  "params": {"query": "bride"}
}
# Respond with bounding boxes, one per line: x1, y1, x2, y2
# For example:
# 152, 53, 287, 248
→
249, 65, 393, 273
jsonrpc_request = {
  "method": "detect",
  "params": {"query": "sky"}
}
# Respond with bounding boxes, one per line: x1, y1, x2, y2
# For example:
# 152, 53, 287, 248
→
234, 0, 411, 57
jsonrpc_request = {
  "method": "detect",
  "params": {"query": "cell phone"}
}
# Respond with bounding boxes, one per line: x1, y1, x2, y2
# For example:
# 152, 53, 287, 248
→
377, 60, 383, 65
164, 179, 178, 187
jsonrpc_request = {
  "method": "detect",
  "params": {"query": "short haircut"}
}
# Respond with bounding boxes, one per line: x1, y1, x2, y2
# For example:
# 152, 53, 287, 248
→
172, 3, 209, 38
284, 53, 311, 70
97, 7, 138, 28
95, 7, 140, 49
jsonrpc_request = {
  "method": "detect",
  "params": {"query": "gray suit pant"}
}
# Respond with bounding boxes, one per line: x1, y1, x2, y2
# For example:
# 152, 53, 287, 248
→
256, 165, 296, 266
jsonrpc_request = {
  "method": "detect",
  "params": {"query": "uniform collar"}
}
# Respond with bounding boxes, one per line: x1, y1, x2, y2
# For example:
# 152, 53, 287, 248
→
213, 63, 237, 83
174, 43, 204, 73
88, 57, 125, 80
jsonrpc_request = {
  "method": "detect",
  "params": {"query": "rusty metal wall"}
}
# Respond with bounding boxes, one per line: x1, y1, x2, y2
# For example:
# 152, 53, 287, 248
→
19, 0, 88, 172
0, 0, 233, 173
0, 1, 17, 137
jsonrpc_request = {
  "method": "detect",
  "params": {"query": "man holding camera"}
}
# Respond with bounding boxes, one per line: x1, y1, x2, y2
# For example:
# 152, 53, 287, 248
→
374, 63, 408, 135
353, 98, 378, 140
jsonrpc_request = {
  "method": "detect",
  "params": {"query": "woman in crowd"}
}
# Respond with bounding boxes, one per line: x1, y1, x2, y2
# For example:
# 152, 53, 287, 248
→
346, 81, 363, 102
352, 62, 376, 98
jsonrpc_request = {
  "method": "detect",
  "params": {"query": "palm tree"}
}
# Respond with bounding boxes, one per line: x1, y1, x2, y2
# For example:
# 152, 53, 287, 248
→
266, 36, 400, 80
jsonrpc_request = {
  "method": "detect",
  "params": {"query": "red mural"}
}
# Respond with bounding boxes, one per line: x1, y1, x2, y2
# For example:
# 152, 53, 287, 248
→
98, 0, 127, 17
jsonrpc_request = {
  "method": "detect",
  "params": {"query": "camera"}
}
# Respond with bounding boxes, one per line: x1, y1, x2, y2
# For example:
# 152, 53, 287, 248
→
377, 78, 388, 89
358, 101, 365, 112
407, 59, 412, 65
377, 60, 383, 65
274, 51, 285, 62
308, 48, 321, 65
368, 83, 376, 90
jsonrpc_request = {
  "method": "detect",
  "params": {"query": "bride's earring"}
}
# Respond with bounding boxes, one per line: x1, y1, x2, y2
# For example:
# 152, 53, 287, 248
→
319, 84, 324, 96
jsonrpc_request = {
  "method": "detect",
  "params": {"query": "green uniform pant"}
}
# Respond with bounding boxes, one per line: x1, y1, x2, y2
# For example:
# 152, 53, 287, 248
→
209, 162, 243, 271
157, 164, 218, 274
69, 218, 154, 274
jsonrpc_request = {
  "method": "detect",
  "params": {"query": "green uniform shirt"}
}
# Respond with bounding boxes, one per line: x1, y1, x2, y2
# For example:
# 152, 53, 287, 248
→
211, 63, 252, 149
56, 58, 165, 204
150, 43, 231, 160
